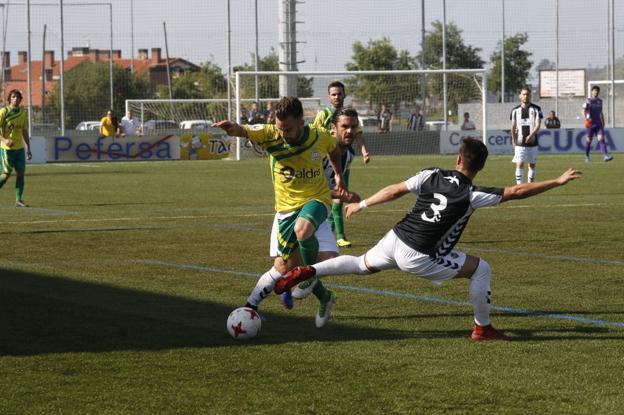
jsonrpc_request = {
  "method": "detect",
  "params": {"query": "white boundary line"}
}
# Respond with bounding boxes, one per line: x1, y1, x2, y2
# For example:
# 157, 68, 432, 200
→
139, 260, 624, 330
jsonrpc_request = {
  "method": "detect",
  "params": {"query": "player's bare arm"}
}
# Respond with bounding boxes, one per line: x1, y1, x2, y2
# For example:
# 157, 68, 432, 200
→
213, 120, 249, 138
355, 133, 370, 164
345, 182, 411, 219
328, 146, 346, 196
501, 168, 582, 202
23, 129, 32, 160
511, 119, 517, 147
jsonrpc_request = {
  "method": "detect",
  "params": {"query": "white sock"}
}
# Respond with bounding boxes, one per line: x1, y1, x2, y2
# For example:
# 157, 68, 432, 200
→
246, 267, 281, 308
469, 259, 492, 327
314, 255, 369, 277
515, 168, 524, 184
528, 167, 536, 182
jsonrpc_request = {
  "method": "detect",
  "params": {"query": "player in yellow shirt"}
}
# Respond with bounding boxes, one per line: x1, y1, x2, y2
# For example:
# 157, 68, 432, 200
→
312, 81, 370, 248
215, 96, 355, 327
0, 89, 32, 207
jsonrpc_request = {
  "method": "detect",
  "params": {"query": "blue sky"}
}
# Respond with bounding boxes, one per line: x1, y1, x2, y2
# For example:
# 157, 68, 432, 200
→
2, 0, 622, 80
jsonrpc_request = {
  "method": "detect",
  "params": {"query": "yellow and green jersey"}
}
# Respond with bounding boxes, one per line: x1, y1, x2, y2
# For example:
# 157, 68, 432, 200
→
0, 106, 28, 150
243, 124, 336, 213
311, 107, 363, 135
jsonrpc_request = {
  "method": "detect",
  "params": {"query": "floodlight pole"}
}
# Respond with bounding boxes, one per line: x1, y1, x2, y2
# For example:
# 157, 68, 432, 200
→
442, 0, 448, 131
130, 0, 135, 74
108, 2, 113, 110
555, 0, 559, 116
254, 0, 259, 103
609, 0, 615, 126
59, 1, 65, 135
26, 0, 32, 137
501, 0, 505, 103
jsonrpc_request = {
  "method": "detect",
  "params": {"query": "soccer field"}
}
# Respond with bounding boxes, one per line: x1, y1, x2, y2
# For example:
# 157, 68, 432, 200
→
1, 154, 623, 414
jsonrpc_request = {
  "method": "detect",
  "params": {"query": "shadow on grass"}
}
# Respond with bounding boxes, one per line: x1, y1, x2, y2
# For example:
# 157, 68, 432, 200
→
0, 268, 421, 356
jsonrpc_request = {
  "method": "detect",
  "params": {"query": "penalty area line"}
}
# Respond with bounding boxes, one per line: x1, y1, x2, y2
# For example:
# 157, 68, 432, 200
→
141, 259, 624, 330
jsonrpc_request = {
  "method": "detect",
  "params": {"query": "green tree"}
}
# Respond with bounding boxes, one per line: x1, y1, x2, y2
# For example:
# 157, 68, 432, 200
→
234, 48, 313, 99
417, 21, 485, 118
345, 37, 419, 109
488, 33, 533, 100
48, 61, 154, 128
157, 60, 228, 99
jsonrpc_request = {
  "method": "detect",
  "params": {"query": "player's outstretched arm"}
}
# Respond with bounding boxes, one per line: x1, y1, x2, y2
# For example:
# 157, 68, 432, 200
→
213, 120, 248, 138
355, 133, 370, 164
501, 168, 582, 202
345, 182, 410, 219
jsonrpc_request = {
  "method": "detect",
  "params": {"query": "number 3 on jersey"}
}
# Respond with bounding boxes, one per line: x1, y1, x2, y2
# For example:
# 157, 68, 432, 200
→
421, 193, 447, 223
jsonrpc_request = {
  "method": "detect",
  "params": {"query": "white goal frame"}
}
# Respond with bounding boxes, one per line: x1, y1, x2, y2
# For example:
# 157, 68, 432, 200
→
234, 69, 488, 160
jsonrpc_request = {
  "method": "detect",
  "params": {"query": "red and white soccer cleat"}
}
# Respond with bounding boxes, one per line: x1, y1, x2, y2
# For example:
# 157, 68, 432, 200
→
471, 324, 512, 341
274, 266, 316, 295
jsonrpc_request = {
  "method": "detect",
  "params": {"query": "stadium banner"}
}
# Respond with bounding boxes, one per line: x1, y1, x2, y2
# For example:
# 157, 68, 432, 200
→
440, 128, 624, 155
28, 136, 47, 164
180, 131, 231, 160
47, 135, 180, 162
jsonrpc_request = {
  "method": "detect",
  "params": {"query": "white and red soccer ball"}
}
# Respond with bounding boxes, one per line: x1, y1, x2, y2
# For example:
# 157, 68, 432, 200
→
227, 307, 262, 339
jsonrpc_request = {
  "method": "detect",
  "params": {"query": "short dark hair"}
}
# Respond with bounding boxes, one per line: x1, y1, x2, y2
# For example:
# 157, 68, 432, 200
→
592, 85, 600, 93
7, 89, 22, 101
520, 85, 531, 94
331, 107, 359, 124
275, 96, 303, 121
459, 137, 488, 173
328, 81, 345, 94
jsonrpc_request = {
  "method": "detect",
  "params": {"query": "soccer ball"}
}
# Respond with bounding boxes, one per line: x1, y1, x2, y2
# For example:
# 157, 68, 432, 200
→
226, 307, 262, 340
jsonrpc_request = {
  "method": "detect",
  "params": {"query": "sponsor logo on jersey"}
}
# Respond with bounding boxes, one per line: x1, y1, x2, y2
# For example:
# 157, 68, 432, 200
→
279, 166, 322, 183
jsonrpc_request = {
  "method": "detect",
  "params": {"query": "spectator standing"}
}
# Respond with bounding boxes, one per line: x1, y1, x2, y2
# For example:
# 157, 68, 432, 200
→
544, 111, 561, 129
460, 112, 476, 130
100, 110, 120, 137
265, 101, 276, 124
120, 110, 142, 136
377, 104, 392, 133
249, 102, 265, 124
407, 105, 425, 131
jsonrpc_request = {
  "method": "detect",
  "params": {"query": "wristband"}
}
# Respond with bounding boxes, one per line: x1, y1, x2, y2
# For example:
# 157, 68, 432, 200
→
359, 200, 367, 209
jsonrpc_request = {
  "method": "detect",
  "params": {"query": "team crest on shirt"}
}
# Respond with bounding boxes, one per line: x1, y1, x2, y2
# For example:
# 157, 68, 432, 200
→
310, 149, 321, 161
249, 124, 264, 131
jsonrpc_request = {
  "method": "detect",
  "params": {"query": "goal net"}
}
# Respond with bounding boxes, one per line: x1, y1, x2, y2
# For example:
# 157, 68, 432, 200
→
233, 69, 487, 160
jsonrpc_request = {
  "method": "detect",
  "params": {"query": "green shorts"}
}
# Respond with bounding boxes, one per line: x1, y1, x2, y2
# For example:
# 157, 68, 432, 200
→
276, 200, 329, 260
1, 148, 26, 174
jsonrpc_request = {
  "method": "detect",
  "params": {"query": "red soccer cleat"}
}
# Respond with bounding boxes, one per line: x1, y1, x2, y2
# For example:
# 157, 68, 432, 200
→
471, 324, 512, 341
274, 266, 316, 294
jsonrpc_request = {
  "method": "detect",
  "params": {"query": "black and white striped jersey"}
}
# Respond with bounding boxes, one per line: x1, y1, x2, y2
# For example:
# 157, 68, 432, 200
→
323, 146, 354, 189
393, 168, 503, 257
510, 103, 543, 147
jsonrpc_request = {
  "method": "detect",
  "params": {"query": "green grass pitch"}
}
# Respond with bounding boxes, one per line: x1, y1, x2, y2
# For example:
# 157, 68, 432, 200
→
1, 154, 623, 414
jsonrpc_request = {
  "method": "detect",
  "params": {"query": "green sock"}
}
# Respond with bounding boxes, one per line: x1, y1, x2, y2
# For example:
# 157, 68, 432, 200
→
15, 176, 24, 201
332, 202, 345, 240
299, 235, 328, 300
299, 235, 319, 265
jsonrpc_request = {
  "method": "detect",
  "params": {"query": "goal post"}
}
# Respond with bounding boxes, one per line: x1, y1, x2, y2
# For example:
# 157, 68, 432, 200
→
234, 69, 487, 160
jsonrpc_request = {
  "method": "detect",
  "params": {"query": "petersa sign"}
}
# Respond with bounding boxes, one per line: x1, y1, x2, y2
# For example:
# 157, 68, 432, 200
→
440, 129, 622, 155
48, 135, 181, 162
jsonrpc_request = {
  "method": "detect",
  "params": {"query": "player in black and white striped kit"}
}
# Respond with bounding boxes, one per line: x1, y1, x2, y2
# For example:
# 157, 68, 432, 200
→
276, 138, 581, 341
510, 86, 543, 184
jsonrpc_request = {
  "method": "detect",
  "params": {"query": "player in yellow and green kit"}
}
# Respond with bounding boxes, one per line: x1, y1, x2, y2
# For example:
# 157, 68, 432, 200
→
312, 81, 370, 248
0, 89, 32, 207
215, 97, 357, 328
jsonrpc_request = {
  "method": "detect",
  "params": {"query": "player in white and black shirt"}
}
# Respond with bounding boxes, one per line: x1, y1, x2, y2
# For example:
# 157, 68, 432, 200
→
510, 86, 543, 184
277, 138, 581, 341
